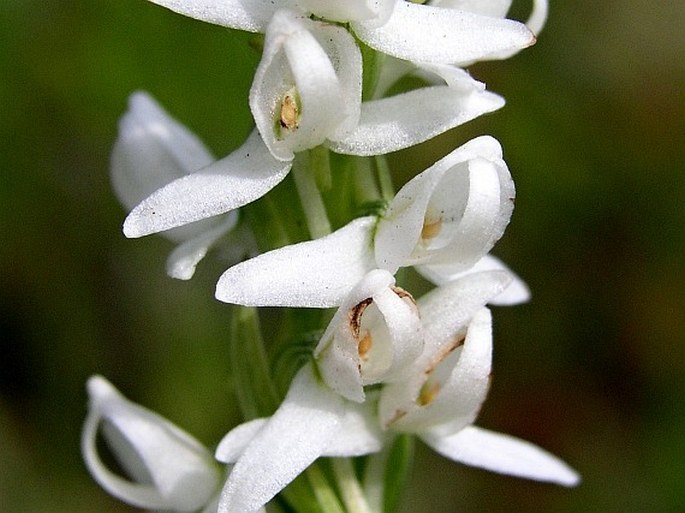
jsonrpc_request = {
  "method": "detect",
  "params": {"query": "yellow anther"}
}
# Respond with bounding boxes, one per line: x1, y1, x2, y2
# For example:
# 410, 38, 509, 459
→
279, 93, 299, 131
418, 381, 441, 406
421, 217, 443, 240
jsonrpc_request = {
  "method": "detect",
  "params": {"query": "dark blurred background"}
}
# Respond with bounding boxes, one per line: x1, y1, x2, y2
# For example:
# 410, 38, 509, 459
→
1, 1, 683, 511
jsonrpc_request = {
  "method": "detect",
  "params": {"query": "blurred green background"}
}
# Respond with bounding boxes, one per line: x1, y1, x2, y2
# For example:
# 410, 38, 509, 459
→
1, 1, 683, 512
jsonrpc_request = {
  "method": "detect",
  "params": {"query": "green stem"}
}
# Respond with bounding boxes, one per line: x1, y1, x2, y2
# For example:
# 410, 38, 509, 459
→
332, 458, 375, 513
352, 156, 382, 206
292, 152, 332, 239
229, 306, 279, 419
306, 463, 346, 513
374, 155, 395, 203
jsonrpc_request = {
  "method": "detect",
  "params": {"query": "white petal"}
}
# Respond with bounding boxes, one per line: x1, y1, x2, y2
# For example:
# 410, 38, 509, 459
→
417, 254, 531, 305
327, 87, 503, 156
295, 0, 395, 24
374, 136, 511, 272
418, 271, 510, 348
352, 2, 534, 65
215, 419, 268, 464
250, 10, 361, 161
215, 216, 377, 308
111, 91, 214, 212
82, 376, 219, 511
218, 365, 346, 513
144, 0, 292, 32
322, 401, 384, 457
421, 425, 580, 486
166, 211, 239, 280
526, 0, 549, 36
123, 130, 292, 238
428, 0, 512, 18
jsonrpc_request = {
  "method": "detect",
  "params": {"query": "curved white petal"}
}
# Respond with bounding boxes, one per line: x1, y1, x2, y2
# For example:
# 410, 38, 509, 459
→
82, 376, 219, 511
352, 2, 534, 65
375, 136, 512, 273
123, 130, 292, 238
422, 425, 580, 486
111, 91, 215, 212
394, 308, 492, 433
526, 0, 549, 36
215, 216, 376, 308
216, 419, 268, 464
144, 0, 292, 32
314, 269, 422, 402
379, 272, 509, 428
166, 211, 239, 280
417, 254, 531, 305
218, 365, 345, 513
250, 10, 361, 161
328, 86, 503, 157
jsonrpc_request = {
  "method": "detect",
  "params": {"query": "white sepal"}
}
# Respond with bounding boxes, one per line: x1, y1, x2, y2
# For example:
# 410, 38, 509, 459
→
421, 425, 580, 486
144, 0, 292, 32
218, 365, 345, 513
215, 216, 376, 308
166, 211, 239, 280
250, 10, 361, 161
417, 254, 531, 305
352, 1, 534, 65
327, 85, 503, 157
111, 91, 214, 212
81, 376, 219, 512
314, 270, 423, 402
123, 129, 292, 238
374, 136, 514, 273
215, 418, 268, 465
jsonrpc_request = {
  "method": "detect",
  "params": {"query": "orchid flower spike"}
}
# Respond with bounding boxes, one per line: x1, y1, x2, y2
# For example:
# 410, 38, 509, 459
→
112, 92, 239, 279
216, 136, 526, 308
81, 376, 221, 511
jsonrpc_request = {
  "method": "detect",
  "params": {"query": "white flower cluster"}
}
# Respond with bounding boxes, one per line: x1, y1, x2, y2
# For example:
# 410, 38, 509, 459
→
84, 1, 579, 512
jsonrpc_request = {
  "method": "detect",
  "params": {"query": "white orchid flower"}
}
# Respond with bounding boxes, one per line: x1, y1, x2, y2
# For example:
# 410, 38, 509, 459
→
81, 376, 221, 512
378, 273, 579, 486
216, 136, 524, 307
214, 364, 383, 513
314, 269, 423, 402
144, 0, 535, 65
111, 91, 239, 279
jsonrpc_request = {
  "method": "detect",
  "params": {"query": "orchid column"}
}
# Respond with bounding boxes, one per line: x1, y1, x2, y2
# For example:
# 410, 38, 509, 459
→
82, 1, 579, 512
